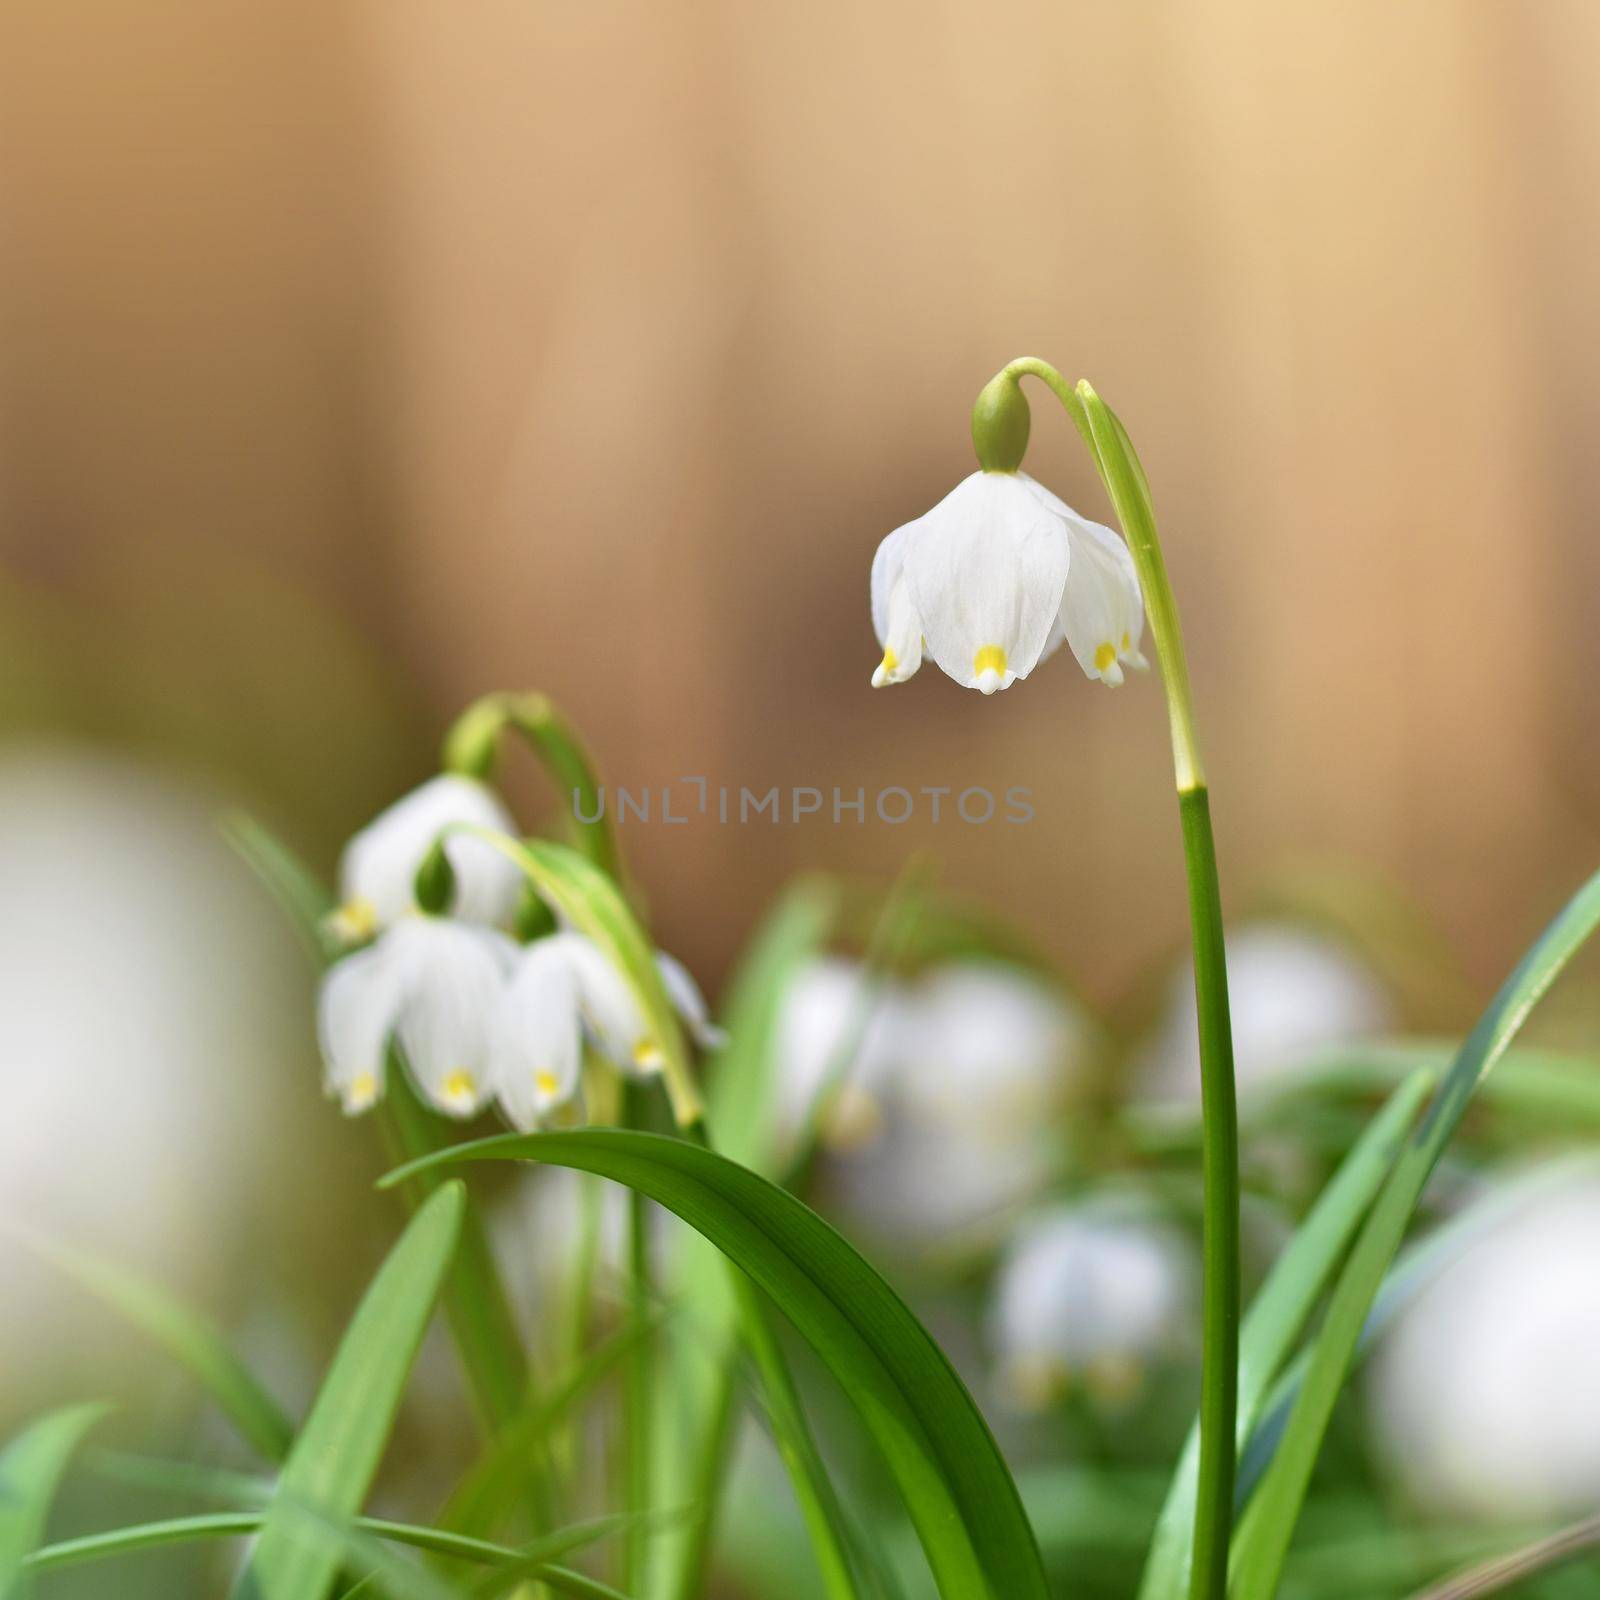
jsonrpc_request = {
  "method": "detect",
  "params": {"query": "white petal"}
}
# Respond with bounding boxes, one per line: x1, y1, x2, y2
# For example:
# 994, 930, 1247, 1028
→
338, 775, 524, 930
869, 525, 925, 687
902, 473, 1069, 691
316, 941, 405, 1113
492, 936, 585, 1131
656, 950, 726, 1050
556, 932, 661, 1076
387, 918, 518, 1117
1056, 515, 1146, 686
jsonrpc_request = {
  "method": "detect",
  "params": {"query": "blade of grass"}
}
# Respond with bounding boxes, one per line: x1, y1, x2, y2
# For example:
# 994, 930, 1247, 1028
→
13, 1229, 294, 1464
0, 1403, 111, 1597
28, 1511, 631, 1600
1230, 869, 1600, 1600
382, 1131, 1049, 1600
233, 1182, 465, 1600
1136, 1067, 1435, 1598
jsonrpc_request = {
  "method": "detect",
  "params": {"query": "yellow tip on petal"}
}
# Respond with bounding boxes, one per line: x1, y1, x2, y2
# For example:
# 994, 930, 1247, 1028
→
1120, 631, 1132, 652
1094, 641, 1118, 672
344, 1071, 378, 1113
328, 898, 378, 943
632, 1040, 664, 1073
534, 1069, 560, 1099
973, 644, 1009, 695
440, 1068, 477, 1109
1084, 1352, 1145, 1410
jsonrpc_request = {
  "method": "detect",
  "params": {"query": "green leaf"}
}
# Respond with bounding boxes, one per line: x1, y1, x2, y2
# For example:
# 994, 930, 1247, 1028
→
221, 810, 337, 962
1230, 869, 1600, 1600
382, 1130, 1050, 1600
0, 1403, 111, 1598
1135, 1066, 1435, 1599
15, 1230, 294, 1464
28, 1510, 630, 1600
234, 1181, 465, 1600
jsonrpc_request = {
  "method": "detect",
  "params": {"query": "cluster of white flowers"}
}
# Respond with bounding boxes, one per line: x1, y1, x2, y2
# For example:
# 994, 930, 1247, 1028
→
990, 1202, 1195, 1411
871, 471, 1147, 694
316, 776, 718, 1129
772, 955, 1092, 1237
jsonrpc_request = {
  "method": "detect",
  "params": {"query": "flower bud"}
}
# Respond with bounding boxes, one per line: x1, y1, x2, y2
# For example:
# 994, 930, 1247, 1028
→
970, 370, 1031, 473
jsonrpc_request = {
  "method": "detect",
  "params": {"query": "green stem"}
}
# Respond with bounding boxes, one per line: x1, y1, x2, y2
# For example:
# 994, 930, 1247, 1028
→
621, 1087, 656, 1593
1006, 360, 1239, 1599
669, 1359, 742, 1600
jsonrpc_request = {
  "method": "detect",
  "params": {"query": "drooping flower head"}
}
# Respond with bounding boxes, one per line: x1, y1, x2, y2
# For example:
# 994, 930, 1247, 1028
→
330, 774, 524, 942
991, 1202, 1195, 1410
317, 916, 518, 1117
869, 369, 1148, 694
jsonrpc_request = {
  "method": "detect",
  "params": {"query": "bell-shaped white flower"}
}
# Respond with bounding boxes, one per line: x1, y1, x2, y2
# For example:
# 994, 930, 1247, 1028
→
991, 1203, 1195, 1410
316, 916, 518, 1118
1369, 1173, 1600, 1520
491, 936, 586, 1131
489, 931, 719, 1115
770, 956, 908, 1160
1138, 922, 1393, 1103
870, 472, 1071, 694
331, 774, 523, 941
1024, 478, 1149, 686
781, 957, 1091, 1238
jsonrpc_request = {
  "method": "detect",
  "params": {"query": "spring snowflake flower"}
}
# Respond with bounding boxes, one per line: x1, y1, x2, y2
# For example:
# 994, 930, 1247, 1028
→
329, 774, 524, 942
1138, 922, 1393, 1102
870, 471, 1146, 694
489, 931, 723, 1131
991, 1203, 1195, 1411
1369, 1172, 1600, 1521
317, 916, 518, 1117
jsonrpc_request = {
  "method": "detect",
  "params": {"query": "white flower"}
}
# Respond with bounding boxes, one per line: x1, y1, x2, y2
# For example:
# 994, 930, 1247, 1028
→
489, 932, 721, 1130
330, 774, 523, 941
869, 471, 1146, 694
769, 957, 909, 1159
1369, 1173, 1600, 1520
1138, 922, 1393, 1102
991, 1203, 1195, 1410
776, 957, 1091, 1238
317, 917, 518, 1117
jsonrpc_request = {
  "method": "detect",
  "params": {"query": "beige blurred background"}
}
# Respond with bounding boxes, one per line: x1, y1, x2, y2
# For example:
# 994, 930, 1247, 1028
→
3, 0, 1598, 1003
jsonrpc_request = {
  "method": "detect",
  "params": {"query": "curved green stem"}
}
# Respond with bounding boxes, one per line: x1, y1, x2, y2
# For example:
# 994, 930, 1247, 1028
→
1003, 359, 1239, 1599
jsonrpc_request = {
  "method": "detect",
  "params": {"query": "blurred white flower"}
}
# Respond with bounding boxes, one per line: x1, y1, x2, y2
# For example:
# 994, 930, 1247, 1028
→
1369, 1173, 1600, 1521
1139, 922, 1393, 1102
0, 746, 303, 1387
331, 774, 522, 941
775, 957, 1091, 1236
991, 1203, 1195, 1410
769, 957, 908, 1159
488, 933, 719, 1130
869, 472, 1144, 694
318, 917, 517, 1117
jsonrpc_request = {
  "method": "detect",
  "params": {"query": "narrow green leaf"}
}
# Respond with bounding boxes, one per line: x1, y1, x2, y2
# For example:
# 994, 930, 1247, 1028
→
234, 1181, 465, 1600
1136, 1067, 1435, 1599
221, 810, 338, 962
15, 1231, 294, 1464
28, 1509, 629, 1600
0, 1403, 110, 1598
382, 1131, 1050, 1600
1231, 870, 1600, 1600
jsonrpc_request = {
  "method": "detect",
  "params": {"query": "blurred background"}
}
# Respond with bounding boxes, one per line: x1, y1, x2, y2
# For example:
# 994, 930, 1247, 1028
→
4, 2, 1600, 1593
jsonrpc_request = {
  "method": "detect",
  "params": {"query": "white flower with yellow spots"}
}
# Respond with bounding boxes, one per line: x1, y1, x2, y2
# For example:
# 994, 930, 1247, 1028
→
991, 1203, 1194, 1411
317, 916, 518, 1117
489, 931, 723, 1130
870, 471, 1146, 694
328, 774, 523, 943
